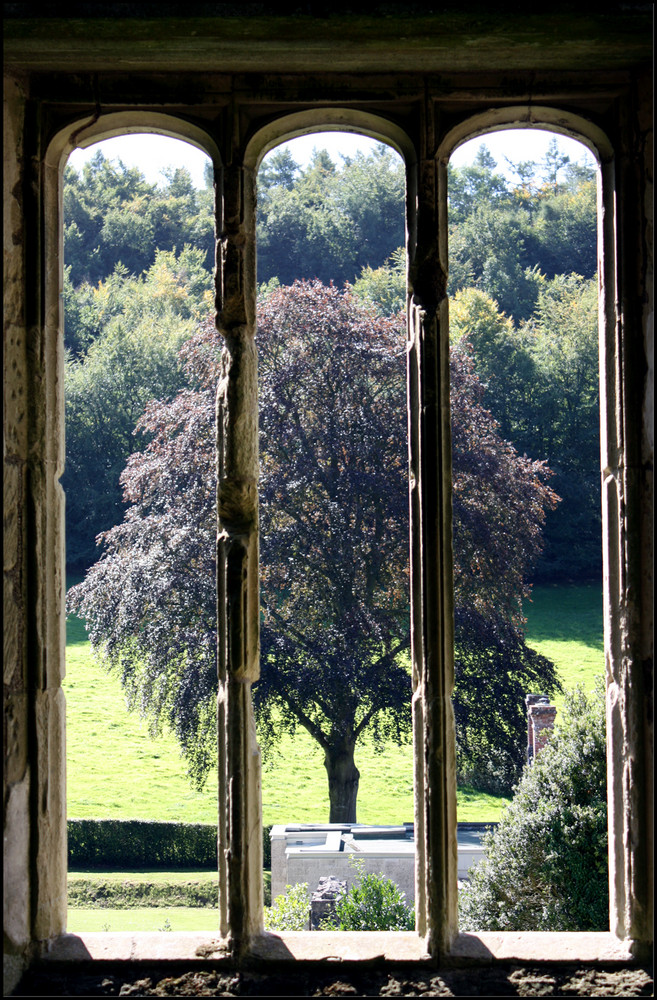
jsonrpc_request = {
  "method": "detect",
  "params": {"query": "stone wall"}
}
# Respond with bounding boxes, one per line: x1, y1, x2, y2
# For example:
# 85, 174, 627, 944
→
3, 6, 653, 995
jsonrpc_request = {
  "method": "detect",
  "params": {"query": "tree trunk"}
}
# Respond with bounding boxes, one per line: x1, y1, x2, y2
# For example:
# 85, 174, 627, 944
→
324, 744, 360, 823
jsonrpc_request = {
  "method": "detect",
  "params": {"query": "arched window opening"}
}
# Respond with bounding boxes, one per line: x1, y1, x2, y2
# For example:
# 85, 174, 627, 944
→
254, 132, 415, 930
5, 58, 648, 971
63, 132, 221, 933
446, 128, 607, 933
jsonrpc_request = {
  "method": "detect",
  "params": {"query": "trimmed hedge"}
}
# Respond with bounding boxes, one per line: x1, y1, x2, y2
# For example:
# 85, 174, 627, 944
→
68, 819, 217, 869
68, 874, 218, 908
263, 824, 272, 870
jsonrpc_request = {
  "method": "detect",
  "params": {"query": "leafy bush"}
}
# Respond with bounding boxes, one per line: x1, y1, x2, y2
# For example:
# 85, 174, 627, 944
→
459, 682, 608, 931
326, 859, 415, 931
264, 882, 309, 931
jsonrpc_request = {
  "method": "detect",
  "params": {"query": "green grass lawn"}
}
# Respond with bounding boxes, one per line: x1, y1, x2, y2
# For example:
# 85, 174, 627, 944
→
65, 611, 219, 824
65, 610, 504, 825
523, 581, 604, 714
65, 581, 604, 829
67, 907, 220, 933
64, 579, 604, 931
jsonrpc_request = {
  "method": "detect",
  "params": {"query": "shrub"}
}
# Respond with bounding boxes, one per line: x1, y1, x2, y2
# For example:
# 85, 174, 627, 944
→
326, 859, 415, 931
264, 882, 309, 931
68, 818, 217, 869
459, 682, 608, 931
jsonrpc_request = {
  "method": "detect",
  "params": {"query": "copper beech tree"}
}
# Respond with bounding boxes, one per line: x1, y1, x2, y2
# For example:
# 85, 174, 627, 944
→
69, 281, 559, 822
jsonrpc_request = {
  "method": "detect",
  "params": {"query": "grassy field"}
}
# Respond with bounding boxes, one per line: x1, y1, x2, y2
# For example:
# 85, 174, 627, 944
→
65, 580, 604, 931
65, 608, 509, 826
65, 581, 604, 829
67, 907, 220, 932
523, 581, 604, 712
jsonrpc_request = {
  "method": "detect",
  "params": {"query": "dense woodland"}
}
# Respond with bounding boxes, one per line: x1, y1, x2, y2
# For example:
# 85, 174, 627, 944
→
64, 139, 599, 581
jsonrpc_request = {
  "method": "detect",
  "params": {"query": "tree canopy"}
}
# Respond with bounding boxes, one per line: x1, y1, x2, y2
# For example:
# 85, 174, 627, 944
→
64, 150, 214, 287
63, 247, 212, 569
63, 142, 599, 582
69, 281, 559, 817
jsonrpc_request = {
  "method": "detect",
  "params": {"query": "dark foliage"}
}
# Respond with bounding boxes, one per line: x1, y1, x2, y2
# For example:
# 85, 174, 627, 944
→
68, 818, 217, 869
69, 281, 559, 815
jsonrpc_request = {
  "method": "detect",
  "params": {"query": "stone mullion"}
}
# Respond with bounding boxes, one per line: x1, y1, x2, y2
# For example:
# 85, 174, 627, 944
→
602, 80, 653, 949
32, 117, 68, 946
408, 147, 458, 957
216, 159, 263, 950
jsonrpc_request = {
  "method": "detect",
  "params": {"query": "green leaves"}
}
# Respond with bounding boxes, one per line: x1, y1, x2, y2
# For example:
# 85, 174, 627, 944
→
459, 682, 608, 931
447, 148, 597, 321
63, 248, 211, 569
450, 273, 600, 582
325, 858, 415, 931
64, 151, 214, 287
264, 883, 310, 932
352, 246, 406, 317
256, 144, 405, 288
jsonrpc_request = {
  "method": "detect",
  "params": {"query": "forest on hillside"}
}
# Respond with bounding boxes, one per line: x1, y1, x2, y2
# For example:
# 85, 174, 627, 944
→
63, 138, 600, 581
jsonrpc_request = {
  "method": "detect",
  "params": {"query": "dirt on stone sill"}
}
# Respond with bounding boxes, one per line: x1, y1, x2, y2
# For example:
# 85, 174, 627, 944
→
11, 965, 654, 996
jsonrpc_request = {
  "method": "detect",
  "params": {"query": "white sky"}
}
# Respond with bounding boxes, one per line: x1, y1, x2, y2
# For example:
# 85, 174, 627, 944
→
66, 128, 596, 189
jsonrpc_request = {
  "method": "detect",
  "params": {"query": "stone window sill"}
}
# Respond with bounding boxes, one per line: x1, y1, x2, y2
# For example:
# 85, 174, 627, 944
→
42, 930, 638, 966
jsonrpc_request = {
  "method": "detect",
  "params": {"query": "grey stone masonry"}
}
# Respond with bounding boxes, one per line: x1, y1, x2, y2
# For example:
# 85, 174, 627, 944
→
2, 8, 652, 987
309, 876, 346, 930
526, 695, 557, 764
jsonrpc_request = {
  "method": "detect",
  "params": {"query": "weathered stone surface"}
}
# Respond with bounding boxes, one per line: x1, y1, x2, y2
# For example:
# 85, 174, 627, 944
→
3, 780, 30, 950
8, 960, 655, 997
2, 5, 653, 993
310, 876, 346, 930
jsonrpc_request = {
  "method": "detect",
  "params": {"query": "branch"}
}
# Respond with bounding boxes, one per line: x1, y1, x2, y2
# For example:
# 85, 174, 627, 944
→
277, 687, 330, 752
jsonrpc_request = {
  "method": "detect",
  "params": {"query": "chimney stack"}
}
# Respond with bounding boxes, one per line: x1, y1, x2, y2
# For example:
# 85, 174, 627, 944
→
525, 694, 557, 764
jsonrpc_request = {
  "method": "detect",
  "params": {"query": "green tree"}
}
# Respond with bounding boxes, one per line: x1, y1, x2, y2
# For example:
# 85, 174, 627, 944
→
256, 145, 404, 288
449, 287, 539, 444
258, 147, 300, 197
332, 145, 405, 270
69, 282, 559, 815
541, 135, 571, 194
447, 145, 510, 225
519, 273, 601, 579
448, 204, 544, 321
523, 176, 597, 283
352, 246, 406, 316
64, 150, 214, 288
447, 151, 597, 321
63, 151, 157, 285
448, 273, 600, 581
64, 248, 211, 569
459, 683, 608, 931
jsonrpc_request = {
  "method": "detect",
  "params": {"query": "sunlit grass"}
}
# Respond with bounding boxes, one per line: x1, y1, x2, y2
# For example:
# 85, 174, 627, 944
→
67, 907, 220, 932
64, 610, 219, 824
523, 581, 604, 715
66, 619, 498, 825
65, 579, 604, 930
65, 581, 604, 829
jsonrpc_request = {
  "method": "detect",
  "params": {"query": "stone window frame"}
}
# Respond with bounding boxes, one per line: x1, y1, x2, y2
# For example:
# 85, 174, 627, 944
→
7, 87, 649, 970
